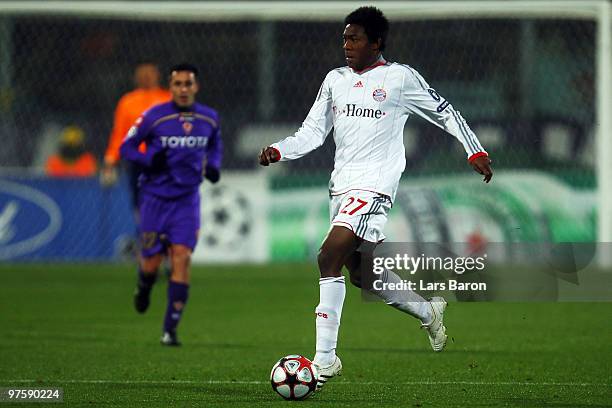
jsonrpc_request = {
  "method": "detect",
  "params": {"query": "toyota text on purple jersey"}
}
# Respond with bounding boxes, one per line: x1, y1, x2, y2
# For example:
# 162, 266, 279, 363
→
120, 101, 222, 198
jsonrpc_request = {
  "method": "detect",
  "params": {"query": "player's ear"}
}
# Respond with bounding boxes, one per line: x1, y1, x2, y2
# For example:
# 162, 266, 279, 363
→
372, 37, 382, 52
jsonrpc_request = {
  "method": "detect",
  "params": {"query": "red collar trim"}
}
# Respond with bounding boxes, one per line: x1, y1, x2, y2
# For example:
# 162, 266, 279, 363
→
353, 57, 387, 74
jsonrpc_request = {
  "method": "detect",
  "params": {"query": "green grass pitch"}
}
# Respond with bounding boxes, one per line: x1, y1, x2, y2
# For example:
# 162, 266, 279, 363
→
0, 263, 610, 407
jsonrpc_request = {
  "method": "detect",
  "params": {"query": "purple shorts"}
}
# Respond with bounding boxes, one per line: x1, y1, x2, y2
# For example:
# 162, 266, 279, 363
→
139, 191, 200, 258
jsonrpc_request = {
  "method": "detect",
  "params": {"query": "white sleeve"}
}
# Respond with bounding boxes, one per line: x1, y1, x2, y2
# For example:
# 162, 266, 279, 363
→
401, 66, 487, 159
271, 72, 334, 161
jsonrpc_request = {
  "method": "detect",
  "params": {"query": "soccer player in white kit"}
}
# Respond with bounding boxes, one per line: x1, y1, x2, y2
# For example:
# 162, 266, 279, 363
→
259, 6, 493, 391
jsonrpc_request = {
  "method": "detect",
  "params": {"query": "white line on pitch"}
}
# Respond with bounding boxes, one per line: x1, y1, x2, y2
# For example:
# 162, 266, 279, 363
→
5, 380, 611, 387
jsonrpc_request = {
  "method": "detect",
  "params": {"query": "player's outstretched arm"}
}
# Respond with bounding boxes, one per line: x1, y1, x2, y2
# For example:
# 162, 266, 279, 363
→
259, 146, 281, 166
262, 72, 334, 165
400, 67, 492, 183
469, 154, 493, 183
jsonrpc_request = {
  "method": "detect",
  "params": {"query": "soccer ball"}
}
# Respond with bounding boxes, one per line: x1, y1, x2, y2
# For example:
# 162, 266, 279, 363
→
270, 355, 318, 400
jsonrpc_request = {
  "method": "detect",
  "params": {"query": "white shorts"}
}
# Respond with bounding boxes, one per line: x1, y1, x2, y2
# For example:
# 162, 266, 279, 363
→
329, 189, 392, 243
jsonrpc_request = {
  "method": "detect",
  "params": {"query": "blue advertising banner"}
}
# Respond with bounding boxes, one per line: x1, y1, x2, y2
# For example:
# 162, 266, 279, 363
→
0, 175, 135, 261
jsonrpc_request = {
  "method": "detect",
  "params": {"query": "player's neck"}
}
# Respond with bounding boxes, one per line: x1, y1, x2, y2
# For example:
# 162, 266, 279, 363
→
172, 101, 195, 112
353, 54, 385, 74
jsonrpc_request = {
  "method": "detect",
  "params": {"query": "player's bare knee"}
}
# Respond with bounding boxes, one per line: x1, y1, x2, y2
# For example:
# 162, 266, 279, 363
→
317, 247, 330, 275
317, 247, 342, 278
171, 245, 191, 263
170, 245, 192, 283
140, 255, 162, 274
173, 250, 190, 265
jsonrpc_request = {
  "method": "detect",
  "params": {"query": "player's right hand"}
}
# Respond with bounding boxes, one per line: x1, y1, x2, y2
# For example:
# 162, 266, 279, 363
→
100, 164, 118, 187
259, 147, 280, 166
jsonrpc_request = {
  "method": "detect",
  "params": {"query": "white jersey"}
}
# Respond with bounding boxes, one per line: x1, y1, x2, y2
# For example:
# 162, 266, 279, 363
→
271, 57, 487, 202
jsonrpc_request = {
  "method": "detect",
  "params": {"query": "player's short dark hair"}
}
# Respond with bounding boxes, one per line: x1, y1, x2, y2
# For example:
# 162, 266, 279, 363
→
169, 63, 199, 79
344, 6, 389, 51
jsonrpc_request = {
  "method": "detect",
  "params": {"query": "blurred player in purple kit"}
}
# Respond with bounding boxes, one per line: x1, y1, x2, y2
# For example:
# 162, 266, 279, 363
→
120, 63, 222, 346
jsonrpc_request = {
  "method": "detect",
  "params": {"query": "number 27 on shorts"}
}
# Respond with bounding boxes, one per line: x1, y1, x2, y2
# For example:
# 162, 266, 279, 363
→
340, 196, 368, 215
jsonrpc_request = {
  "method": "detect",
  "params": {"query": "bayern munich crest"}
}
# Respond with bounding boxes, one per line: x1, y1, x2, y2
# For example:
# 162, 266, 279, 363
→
372, 88, 387, 102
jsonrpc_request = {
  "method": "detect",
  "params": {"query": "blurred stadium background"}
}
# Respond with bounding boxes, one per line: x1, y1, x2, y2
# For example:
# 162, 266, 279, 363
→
0, 1, 608, 263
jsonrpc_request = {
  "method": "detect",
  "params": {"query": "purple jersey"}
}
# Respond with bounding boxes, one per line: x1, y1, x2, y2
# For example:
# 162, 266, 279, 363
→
120, 101, 222, 198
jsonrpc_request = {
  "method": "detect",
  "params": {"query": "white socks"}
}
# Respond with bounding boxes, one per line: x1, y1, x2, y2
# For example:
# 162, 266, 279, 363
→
369, 268, 433, 324
313, 276, 345, 367
313, 270, 432, 367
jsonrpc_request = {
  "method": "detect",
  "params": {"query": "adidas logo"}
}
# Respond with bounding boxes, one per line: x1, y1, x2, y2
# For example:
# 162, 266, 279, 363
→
353, 81, 363, 88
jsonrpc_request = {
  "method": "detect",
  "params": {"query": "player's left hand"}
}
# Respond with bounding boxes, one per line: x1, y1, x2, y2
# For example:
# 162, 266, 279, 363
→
204, 166, 220, 183
470, 155, 493, 183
